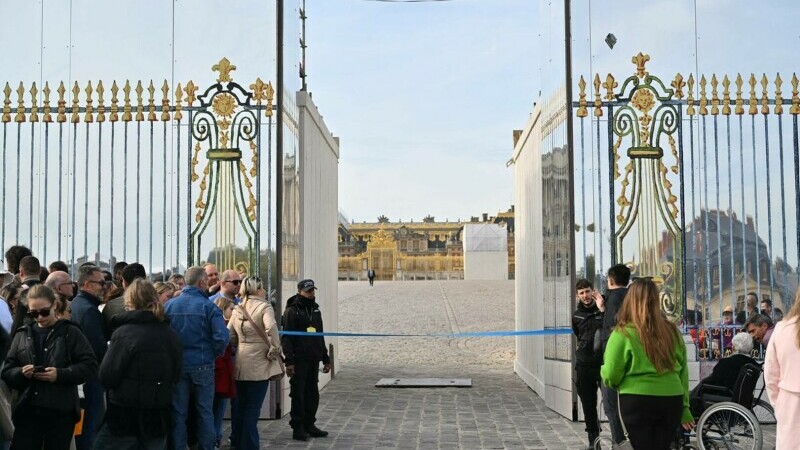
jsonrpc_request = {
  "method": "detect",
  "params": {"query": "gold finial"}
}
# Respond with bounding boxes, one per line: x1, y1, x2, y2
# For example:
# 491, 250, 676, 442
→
265, 82, 274, 117
29, 83, 39, 123
122, 80, 132, 122
593, 74, 603, 117
721, 76, 731, 115
250, 78, 267, 105
110, 81, 119, 122
686, 75, 696, 116
174, 82, 183, 121
775, 74, 783, 115
576, 76, 588, 117
161, 80, 170, 121
698, 76, 708, 115
135, 80, 144, 121
603, 74, 617, 101
96, 81, 106, 123
671, 74, 685, 99
710, 75, 719, 116
56, 81, 66, 123
71, 81, 80, 123
84, 81, 94, 123
632, 52, 650, 79
791, 73, 799, 115
761, 74, 769, 115
212, 57, 236, 83
2, 83, 11, 122
15, 82, 26, 123
748, 74, 757, 115
42, 82, 52, 123
185, 81, 197, 106
147, 80, 156, 121
735, 74, 744, 115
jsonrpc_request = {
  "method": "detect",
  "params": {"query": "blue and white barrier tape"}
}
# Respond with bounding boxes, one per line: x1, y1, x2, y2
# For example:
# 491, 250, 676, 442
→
279, 328, 572, 338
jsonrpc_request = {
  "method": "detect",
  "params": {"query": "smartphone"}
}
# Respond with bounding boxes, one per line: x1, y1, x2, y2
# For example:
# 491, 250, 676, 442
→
33, 366, 45, 373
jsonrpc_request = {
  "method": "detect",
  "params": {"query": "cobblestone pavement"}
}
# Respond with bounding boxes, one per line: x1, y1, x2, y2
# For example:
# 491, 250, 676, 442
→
247, 280, 775, 449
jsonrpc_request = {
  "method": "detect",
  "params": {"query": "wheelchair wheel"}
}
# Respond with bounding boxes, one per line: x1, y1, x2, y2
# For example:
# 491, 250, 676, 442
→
697, 401, 762, 450
751, 399, 776, 425
593, 436, 614, 449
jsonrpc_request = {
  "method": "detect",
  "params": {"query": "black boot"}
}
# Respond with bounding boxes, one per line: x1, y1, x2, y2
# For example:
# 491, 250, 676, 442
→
293, 429, 310, 441
307, 425, 329, 438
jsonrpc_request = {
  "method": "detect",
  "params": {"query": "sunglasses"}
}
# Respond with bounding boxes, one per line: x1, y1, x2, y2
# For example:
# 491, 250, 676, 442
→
27, 308, 52, 319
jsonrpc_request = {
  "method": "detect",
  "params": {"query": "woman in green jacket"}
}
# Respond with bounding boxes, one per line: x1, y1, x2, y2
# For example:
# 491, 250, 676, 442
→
600, 278, 694, 449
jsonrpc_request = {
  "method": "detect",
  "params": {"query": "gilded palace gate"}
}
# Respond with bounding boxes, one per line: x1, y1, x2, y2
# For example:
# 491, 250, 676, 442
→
570, 52, 800, 360
0, 58, 275, 282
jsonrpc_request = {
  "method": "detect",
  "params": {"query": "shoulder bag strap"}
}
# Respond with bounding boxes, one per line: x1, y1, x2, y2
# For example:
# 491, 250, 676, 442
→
616, 390, 630, 440
239, 302, 271, 346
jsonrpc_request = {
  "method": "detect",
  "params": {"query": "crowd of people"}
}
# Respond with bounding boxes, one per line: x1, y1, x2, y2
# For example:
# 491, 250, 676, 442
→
572, 264, 800, 450
0, 245, 332, 450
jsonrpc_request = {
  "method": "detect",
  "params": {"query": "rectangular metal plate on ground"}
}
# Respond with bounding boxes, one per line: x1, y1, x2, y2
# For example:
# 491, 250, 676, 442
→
375, 378, 472, 388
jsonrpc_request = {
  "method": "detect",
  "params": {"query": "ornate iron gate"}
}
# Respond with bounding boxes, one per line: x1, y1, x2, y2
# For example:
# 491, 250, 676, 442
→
573, 53, 800, 358
0, 58, 275, 282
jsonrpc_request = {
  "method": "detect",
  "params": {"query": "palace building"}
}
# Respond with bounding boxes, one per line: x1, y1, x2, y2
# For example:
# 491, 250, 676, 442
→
338, 208, 515, 280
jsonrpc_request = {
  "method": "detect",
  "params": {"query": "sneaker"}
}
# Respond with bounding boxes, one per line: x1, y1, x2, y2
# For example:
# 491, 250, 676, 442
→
307, 425, 329, 438
292, 429, 310, 441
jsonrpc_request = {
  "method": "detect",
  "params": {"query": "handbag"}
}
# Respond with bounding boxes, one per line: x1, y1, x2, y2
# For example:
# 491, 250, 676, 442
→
239, 302, 286, 381
613, 391, 634, 450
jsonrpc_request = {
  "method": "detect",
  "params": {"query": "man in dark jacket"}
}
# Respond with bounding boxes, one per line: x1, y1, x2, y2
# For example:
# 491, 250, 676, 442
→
102, 263, 146, 332
282, 279, 331, 441
70, 265, 109, 450
595, 263, 630, 445
572, 278, 603, 449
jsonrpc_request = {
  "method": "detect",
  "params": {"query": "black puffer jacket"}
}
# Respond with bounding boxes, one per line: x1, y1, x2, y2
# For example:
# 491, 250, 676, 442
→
281, 294, 330, 365
101, 310, 183, 409
572, 302, 604, 367
2, 320, 98, 419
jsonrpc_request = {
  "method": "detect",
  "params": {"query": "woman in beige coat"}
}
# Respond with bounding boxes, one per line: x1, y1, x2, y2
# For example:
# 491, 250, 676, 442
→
765, 289, 800, 450
227, 276, 283, 450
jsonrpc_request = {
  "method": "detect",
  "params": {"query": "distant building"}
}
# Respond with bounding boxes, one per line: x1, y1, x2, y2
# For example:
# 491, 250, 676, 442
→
337, 207, 515, 280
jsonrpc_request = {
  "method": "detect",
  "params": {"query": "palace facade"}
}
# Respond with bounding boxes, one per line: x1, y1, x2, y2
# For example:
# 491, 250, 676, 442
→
338, 208, 515, 280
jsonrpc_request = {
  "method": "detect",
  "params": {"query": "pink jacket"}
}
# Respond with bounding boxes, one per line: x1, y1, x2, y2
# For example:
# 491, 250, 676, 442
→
764, 318, 800, 402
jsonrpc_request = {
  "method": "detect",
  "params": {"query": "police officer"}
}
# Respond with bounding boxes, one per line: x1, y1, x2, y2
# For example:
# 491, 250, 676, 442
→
282, 279, 331, 441
572, 278, 604, 449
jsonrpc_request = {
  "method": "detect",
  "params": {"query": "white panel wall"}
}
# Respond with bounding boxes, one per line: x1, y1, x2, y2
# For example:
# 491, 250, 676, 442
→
281, 91, 340, 414
464, 252, 508, 280
513, 104, 546, 395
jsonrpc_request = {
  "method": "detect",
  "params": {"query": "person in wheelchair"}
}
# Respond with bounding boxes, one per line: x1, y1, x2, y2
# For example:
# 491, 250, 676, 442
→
689, 332, 757, 415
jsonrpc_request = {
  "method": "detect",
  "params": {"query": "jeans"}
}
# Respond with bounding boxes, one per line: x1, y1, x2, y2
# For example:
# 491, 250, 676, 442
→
601, 385, 625, 444
172, 366, 216, 450
93, 424, 167, 450
231, 381, 269, 450
575, 364, 601, 440
75, 379, 105, 450
289, 361, 320, 431
212, 396, 228, 444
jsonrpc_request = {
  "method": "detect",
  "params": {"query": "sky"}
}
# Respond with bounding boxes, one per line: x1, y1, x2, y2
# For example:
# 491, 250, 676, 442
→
303, 0, 538, 223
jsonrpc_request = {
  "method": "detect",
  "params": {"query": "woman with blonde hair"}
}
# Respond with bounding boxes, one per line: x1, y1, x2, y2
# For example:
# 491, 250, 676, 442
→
94, 279, 182, 449
153, 282, 177, 305
764, 288, 800, 448
227, 276, 283, 450
600, 278, 694, 449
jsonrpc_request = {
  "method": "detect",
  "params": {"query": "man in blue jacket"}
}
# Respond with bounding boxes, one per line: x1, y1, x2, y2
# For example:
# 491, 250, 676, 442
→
165, 265, 229, 450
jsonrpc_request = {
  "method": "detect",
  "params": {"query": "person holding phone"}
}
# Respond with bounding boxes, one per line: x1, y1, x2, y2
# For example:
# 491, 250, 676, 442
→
2, 285, 98, 450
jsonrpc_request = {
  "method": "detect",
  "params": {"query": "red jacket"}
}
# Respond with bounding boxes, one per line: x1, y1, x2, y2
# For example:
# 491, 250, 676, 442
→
214, 345, 236, 398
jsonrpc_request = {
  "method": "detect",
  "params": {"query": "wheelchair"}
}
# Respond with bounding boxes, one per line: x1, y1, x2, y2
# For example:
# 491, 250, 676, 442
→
594, 363, 764, 450
678, 362, 764, 450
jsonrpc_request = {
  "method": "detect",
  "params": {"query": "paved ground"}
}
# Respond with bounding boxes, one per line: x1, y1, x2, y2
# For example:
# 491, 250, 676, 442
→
244, 280, 775, 449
